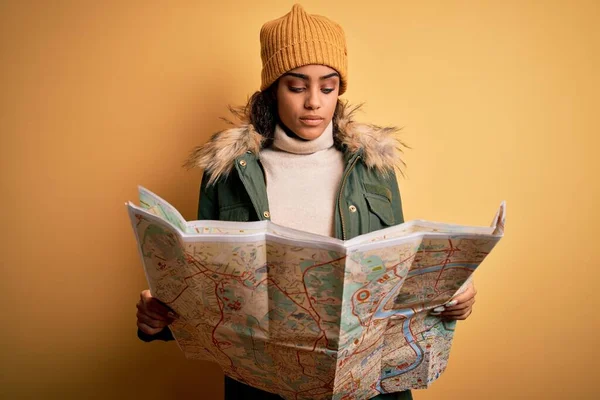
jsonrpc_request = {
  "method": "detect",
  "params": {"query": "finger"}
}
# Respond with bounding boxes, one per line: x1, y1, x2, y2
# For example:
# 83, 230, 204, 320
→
141, 290, 179, 319
140, 290, 152, 302
137, 311, 170, 329
449, 287, 475, 304
443, 300, 474, 314
444, 298, 475, 311
141, 290, 167, 310
444, 299, 458, 307
137, 321, 165, 336
149, 300, 179, 319
146, 298, 179, 320
443, 304, 474, 317
442, 308, 472, 317
137, 302, 171, 322
443, 308, 473, 321
153, 298, 180, 319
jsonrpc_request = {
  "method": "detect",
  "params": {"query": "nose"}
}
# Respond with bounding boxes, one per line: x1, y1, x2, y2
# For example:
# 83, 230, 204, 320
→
304, 87, 321, 110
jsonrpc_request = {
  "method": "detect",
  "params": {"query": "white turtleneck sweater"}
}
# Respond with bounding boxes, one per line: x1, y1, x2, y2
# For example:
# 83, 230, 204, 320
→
259, 121, 345, 237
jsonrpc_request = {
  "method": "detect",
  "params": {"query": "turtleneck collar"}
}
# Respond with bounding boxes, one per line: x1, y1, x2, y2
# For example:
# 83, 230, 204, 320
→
272, 120, 334, 155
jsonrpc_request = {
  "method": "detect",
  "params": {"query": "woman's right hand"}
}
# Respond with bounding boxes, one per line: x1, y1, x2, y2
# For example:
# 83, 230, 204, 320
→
136, 289, 178, 335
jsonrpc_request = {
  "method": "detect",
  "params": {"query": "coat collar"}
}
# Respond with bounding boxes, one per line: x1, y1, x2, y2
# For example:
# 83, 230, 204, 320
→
184, 101, 407, 185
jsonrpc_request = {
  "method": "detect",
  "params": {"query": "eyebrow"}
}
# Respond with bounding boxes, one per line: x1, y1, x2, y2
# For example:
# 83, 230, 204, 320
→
282, 72, 340, 80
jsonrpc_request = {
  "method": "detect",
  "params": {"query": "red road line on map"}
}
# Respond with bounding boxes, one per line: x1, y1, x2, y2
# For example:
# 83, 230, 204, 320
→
344, 323, 386, 357
409, 258, 482, 270
326, 375, 335, 389
299, 256, 347, 348
254, 277, 334, 352
434, 239, 455, 290
442, 259, 483, 264
186, 252, 248, 280
210, 281, 238, 377
335, 371, 358, 394
426, 289, 455, 304
418, 248, 458, 253
164, 253, 255, 306
163, 269, 210, 304
295, 350, 329, 385
255, 278, 316, 319
349, 371, 357, 386
294, 385, 332, 400
311, 334, 325, 352
392, 253, 417, 278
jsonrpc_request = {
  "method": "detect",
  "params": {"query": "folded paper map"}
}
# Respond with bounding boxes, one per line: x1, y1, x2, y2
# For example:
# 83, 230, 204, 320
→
126, 186, 505, 399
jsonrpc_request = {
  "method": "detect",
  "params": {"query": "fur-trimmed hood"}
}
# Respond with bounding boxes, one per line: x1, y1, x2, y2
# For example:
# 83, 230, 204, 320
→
184, 101, 408, 185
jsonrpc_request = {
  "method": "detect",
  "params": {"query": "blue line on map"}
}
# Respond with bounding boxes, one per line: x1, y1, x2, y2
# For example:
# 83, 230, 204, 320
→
407, 262, 478, 277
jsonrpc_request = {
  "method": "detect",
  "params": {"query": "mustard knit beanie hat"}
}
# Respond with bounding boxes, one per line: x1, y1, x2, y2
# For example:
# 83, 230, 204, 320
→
259, 4, 348, 95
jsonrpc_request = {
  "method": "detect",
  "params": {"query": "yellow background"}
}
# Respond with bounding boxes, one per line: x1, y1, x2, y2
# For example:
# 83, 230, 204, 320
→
2, 1, 598, 399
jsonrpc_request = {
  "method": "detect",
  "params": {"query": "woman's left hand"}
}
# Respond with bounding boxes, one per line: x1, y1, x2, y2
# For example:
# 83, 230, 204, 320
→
431, 280, 477, 320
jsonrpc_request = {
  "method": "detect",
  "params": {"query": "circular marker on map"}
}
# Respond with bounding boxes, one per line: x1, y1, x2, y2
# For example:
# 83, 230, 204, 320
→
356, 290, 370, 302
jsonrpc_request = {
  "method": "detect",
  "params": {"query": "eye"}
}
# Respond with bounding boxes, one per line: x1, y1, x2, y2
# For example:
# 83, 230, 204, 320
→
288, 87, 305, 93
321, 88, 335, 94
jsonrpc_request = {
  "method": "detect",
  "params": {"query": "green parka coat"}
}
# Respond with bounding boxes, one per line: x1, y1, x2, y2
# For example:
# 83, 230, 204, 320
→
189, 102, 407, 240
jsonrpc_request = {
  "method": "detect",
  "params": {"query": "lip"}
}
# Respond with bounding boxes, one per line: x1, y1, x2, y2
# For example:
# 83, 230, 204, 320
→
299, 116, 324, 126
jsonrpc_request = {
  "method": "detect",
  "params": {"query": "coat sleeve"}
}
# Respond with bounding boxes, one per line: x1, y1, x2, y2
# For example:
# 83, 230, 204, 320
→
137, 171, 217, 343
197, 171, 219, 220
388, 170, 405, 225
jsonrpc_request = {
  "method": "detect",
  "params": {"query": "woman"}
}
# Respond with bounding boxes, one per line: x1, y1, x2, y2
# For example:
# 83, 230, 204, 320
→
136, 4, 477, 399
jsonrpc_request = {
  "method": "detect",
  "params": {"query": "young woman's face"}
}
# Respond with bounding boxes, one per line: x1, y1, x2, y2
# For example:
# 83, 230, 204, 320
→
276, 64, 340, 140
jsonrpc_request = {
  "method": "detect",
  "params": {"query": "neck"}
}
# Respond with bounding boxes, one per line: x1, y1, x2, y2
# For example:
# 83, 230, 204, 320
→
272, 120, 334, 155
278, 120, 310, 142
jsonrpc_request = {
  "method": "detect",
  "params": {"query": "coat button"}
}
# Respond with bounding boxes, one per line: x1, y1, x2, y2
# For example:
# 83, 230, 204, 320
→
263, 211, 270, 219
239, 160, 247, 167
349, 205, 357, 213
